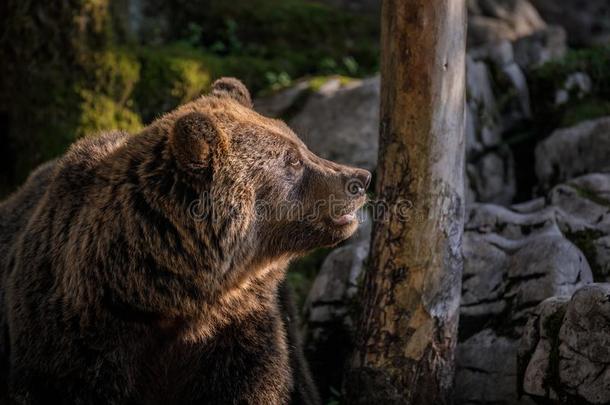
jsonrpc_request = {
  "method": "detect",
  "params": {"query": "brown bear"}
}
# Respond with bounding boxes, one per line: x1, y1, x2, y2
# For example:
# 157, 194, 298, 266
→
0, 77, 371, 404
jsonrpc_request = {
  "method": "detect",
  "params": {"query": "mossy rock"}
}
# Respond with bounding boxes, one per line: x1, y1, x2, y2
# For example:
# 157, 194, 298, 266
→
529, 47, 610, 133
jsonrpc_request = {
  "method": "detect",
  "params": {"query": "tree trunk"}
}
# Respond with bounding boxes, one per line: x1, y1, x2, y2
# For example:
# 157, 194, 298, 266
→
344, 1, 466, 404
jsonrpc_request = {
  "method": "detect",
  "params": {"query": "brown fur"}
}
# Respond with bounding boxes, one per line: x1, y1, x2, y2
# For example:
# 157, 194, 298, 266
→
0, 77, 370, 404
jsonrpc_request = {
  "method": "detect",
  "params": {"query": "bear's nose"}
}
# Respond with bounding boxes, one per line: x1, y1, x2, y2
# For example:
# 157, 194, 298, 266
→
347, 169, 372, 197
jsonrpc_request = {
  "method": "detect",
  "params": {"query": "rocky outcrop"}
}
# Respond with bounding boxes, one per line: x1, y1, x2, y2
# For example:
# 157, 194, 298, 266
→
518, 284, 610, 404
457, 201, 593, 405
513, 26, 566, 70
257, 64, 519, 204
467, 0, 546, 46
535, 117, 610, 190
255, 76, 380, 172
465, 55, 516, 205
302, 171, 610, 404
289, 77, 380, 172
457, 329, 537, 405
530, 0, 610, 47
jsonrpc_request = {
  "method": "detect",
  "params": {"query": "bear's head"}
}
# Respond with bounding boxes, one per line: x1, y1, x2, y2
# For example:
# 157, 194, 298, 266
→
167, 77, 371, 262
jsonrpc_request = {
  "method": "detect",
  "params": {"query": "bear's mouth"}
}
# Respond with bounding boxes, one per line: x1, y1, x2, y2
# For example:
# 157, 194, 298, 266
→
329, 196, 367, 227
332, 212, 357, 226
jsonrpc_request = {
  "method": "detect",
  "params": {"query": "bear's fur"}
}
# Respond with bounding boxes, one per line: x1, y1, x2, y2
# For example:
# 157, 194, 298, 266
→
0, 78, 370, 404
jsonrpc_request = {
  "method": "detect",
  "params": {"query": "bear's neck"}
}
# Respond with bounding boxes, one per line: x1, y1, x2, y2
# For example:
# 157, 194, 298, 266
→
85, 129, 288, 338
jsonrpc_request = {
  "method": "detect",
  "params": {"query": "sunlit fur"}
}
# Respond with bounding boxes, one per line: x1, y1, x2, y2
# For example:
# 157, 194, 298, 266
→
0, 78, 369, 404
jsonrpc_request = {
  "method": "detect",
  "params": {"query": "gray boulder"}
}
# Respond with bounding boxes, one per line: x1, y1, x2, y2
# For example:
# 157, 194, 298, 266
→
457, 201, 593, 405
513, 25, 567, 70
301, 173, 610, 405
457, 328, 537, 405
530, 0, 610, 47
468, 0, 547, 46
255, 76, 380, 172
470, 40, 532, 132
466, 55, 516, 205
535, 117, 610, 190
519, 284, 610, 404
554, 72, 593, 106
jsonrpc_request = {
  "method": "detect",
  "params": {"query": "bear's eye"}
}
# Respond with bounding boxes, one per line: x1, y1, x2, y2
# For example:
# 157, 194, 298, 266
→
288, 158, 302, 167
285, 151, 303, 169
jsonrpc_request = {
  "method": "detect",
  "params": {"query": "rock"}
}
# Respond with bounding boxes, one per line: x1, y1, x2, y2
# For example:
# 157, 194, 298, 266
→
304, 239, 368, 327
456, 329, 538, 405
593, 237, 610, 281
559, 284, 610, 404
554, 72, 593, 106
501, 62, 532, 128
305, 211, 371, 326
535, 117, 610, 190
289, 76, 380, 172
254, 80, 310, 118
519, 284, 610, 404
470, 40, 532, 132
457, 181, 608, 405
530, 0, 610, 47
302, 173, 610, 405
513, 26, 567, 70
461, 203, 593, 333
465, 55, 516, 204
469, 16, 519, 47
256, 76, 380, 172
518, 296, 569, 399
468, 0, 546, 46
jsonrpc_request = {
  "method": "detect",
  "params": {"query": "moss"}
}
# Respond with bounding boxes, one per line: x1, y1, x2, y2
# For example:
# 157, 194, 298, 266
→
77, 90, 142, 137
0, 0, 117, 191
308, 75, 356, 92
134, 44, 214, 122
529, 46, 610, 133
87, 49, 141, 103
560, 99, 610, 127
159, 0, 380, 82
571, 185, 610, 208
0, 0, 379, 195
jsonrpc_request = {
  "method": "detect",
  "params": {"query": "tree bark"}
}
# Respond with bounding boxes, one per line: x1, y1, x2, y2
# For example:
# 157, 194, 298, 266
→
344, 1, 466, 404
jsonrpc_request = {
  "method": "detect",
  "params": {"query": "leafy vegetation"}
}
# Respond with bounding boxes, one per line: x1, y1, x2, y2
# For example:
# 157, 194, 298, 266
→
0, 0, 380, 195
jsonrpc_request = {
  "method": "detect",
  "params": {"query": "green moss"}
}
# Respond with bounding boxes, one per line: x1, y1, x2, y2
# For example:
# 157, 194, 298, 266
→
0, 0, 380, 195
77, 90, 143, 137
88, 49, 141, 103
161, 0, 380, 84
529, 46, 610, 133
571, 185, 610, 208
308, 75, 356, 92
560, 99, 610, 127
134, 44, 214, 122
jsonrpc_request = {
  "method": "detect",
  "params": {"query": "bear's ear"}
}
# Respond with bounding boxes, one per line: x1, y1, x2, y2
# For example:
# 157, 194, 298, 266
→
170, 112, 228, 171
211, 77, 253, 108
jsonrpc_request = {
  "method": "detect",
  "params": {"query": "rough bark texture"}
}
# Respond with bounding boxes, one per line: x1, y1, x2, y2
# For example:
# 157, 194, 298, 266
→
344, 1, 466, 404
